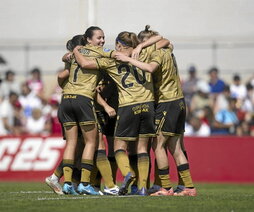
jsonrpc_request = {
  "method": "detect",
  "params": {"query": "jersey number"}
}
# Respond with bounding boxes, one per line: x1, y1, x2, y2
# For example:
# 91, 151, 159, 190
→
118, 64, 146, 88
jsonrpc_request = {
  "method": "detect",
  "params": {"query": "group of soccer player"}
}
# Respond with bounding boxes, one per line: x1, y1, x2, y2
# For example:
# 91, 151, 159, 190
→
45, 25, 197, 196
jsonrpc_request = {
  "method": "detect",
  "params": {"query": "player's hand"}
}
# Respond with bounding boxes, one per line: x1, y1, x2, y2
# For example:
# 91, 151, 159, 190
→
104, 105, 116, 118
73, 45, 82, 52
62, 52, 73, 62
132, 44, 142, 59
115, 52, 130, 63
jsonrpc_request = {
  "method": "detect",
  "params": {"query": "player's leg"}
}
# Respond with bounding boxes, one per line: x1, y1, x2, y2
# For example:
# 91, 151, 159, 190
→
96, 132, 119, 195
77, 124, 103, 195
62, 125, 79, 195
167, 136, 196, 196
136, 137, 150, 196
150, 134, 173, 196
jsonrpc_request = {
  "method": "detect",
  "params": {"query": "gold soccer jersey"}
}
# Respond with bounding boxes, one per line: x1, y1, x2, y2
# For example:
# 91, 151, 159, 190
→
63, 45, 114, 99
95, 58, 154, 107
150, 48, 184, 103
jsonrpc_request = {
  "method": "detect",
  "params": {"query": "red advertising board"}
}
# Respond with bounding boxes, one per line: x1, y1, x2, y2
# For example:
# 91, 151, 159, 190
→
0, 136, 253, 183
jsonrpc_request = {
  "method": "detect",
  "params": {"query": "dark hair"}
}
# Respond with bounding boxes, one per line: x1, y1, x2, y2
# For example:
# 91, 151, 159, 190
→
233, 74, 240, 81
5, 70, 15, 80
83, 26, 102, 45
138, 25, 159, 42
66, 35, 86, 51
116, 31, 139, 48
208, 67, 219, 74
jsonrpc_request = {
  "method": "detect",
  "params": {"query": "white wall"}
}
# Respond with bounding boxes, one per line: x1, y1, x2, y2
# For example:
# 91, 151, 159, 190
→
0, 0, 254, 82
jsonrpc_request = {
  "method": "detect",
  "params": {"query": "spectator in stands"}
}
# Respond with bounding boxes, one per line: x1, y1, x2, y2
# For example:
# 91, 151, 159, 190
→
27, 67, 44, 96
25, 108, 51, 135
19, 82, 42, 118
208, 67, 225, 95
213, 84, 231, 113
185, 115, 211, 137
48, 98, 62, 135
230, 74, 247, 101
190, 80, 213, 116
182, 65, 199, 109
50, 69, 64, 103
213, 97, 239, 135
0, 92, 19, 135
13, 100, 26, 135
0, 70, 20, 100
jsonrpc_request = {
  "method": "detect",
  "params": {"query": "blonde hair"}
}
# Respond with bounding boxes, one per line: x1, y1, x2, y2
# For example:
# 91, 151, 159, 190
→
138, 25, 159, 42
116, 31, 139, 48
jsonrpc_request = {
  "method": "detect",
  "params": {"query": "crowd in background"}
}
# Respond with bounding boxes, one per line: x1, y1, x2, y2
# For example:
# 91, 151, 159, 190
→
0, 66, 253, 137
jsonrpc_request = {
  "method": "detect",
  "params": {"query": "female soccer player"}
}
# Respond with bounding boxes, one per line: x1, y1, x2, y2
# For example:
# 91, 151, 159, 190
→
72, 31, 169, 195
115, 25, 197, 196
59, 27, 118, 195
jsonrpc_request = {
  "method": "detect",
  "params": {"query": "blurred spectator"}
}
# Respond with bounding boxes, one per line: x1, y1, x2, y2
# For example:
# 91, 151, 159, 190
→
182, 65, 199, 109
19, 82, 42, 118
13, 100, 26, 135
48, 98, 62, 135
213, 97, 239, 135
0, 70, 20, 100
213, 84, 231, 113
27, 67, 44, 95
185, 115, 211, 136
208, 67, 225, 94
0, 92, 19, 135
230, 74, 247, 101
190, 80, 213, 115
25, 108, 51, 135
50, 68, 64, 103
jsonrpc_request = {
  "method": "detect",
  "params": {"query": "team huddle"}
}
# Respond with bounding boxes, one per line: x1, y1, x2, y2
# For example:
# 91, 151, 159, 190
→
45, 25, 197, 196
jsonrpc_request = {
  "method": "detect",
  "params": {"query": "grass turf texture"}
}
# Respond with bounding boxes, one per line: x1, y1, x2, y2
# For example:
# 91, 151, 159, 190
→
0, 182, 253, 212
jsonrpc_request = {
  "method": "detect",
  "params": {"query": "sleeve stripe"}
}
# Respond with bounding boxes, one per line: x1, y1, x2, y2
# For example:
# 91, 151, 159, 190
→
95, 58, 101, 69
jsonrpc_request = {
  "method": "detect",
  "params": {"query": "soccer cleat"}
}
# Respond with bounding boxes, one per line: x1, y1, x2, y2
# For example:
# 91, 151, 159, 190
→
104, 185, 119, 195
130, 184, 138, 195
45, 176, 64, 195
147, 184, 161, 195
136, 187, 148, 196
150, 187, 174, 196
173, 187, 197, 196
173, 185, 185, 193
77, 183, 103, 195
118, 172, 135, 195
62, 183, 79, 195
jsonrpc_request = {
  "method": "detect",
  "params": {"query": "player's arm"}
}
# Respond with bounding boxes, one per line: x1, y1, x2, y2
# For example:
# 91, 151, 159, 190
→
96, 92, 116, 117
115, 53, 158, 73
58, 69, 69, 88
131, 35, 170, 59
73, 46, 97, 69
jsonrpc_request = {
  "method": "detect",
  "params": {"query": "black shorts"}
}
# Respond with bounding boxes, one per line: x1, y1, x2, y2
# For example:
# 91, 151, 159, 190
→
155, 98, 186, 136
60, 94, 97, 127
96, 111, 116, 137
115, 102, 155, 141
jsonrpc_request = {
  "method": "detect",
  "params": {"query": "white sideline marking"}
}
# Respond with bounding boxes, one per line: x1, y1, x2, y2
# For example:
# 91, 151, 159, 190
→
37, 195, 139, 201
10, 191, 54, 194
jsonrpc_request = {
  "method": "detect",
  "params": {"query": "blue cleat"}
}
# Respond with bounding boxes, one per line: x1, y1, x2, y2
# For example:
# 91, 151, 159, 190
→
119, 172, 135, 195
173, 185, 185, 193
77, 183, 103, 195
147, 184, 161, 195
62, 183, 78, 195
136, 187, 148, 196
130, 184, 138, 195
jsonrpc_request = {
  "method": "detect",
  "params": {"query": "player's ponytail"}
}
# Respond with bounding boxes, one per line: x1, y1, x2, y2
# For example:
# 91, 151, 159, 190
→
138, 25, 158, 42
66, 35, 86, 51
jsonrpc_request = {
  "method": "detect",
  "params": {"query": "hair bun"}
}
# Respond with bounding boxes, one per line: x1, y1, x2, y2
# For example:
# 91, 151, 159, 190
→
145, 25, 150, 31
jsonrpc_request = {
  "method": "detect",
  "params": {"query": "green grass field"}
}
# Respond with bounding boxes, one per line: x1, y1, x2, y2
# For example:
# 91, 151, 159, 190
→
0, 182, 254, 212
